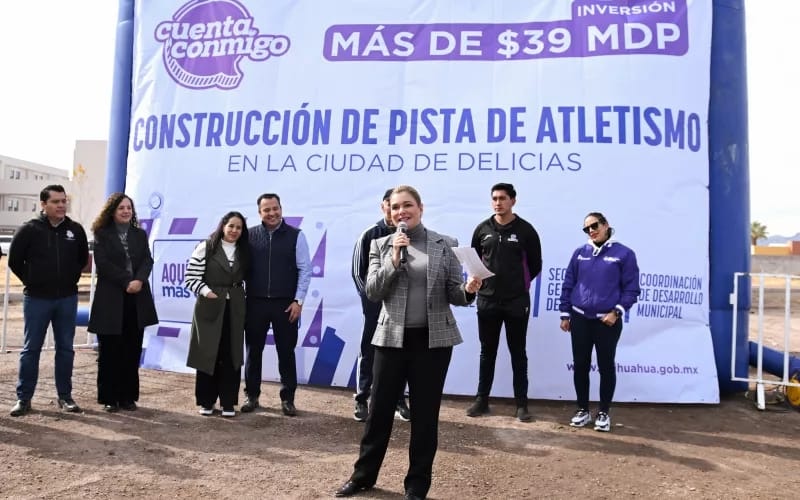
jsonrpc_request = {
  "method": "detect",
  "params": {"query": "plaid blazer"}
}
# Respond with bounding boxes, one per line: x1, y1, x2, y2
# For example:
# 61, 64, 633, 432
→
365, 227, 473, 348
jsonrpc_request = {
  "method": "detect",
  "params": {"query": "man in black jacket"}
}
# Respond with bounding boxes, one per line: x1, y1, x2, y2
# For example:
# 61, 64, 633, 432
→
8, 185, 89, 416
350, 188, 410, 422
467, 183, 542, 422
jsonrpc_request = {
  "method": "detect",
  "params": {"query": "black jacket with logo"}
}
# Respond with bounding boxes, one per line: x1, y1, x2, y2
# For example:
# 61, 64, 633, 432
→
8, 215, 89, 298
471, 214, 542, 302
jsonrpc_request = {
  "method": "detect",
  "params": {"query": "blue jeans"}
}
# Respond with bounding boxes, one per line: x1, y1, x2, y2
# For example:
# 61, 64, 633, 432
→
17, 295, 78, 401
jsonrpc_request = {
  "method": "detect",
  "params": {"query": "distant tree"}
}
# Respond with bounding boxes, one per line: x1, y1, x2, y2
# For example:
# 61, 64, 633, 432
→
751, 221, 768, 246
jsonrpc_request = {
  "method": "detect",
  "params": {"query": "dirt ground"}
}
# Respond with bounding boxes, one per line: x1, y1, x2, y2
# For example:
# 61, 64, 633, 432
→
1, 266, 800, 499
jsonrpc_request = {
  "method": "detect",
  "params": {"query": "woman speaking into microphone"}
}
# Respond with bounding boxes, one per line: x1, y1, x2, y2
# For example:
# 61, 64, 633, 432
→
336, 185, 482, 500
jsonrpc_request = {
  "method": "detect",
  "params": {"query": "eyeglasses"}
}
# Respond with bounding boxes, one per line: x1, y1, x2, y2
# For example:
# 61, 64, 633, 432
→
582, 221, 601, 234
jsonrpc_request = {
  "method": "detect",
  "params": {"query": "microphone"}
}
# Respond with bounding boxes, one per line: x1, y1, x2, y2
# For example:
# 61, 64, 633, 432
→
397, 221, 408, 264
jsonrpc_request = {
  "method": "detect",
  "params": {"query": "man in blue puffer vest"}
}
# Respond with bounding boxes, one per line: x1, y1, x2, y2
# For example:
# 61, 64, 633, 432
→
243, 193, 311, 417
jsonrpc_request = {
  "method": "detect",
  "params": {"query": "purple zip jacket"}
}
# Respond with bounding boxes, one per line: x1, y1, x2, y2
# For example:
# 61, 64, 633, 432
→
559, 239, 640, 319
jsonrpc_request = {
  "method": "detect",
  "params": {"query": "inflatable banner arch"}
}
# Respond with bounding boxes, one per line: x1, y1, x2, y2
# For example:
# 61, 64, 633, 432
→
105, 0, 749, 403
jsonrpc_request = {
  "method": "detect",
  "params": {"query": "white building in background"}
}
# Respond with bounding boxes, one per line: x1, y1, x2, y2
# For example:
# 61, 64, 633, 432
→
71, 140, 109, 237
0, 140, 108, 237
0, 154, 70, 235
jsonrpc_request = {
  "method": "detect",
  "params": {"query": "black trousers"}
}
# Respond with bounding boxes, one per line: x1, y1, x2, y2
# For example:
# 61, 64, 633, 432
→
97, 294, 144, 405
355, 295, 381, 404
195, 300, 240, 409
475, 295, 530, 406
244, 297, 297, 403
351, 328, 452, 498
569, 313, 622, 413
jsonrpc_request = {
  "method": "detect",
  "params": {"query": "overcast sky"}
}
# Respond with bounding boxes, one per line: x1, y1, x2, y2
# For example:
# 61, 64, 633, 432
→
0, 1, 795, 235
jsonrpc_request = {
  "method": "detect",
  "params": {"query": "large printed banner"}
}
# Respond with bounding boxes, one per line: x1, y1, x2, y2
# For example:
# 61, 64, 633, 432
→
128, 0, 719, 403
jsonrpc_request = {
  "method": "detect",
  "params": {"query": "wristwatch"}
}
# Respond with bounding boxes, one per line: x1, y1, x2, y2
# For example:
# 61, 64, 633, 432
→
294, 299, 304, 306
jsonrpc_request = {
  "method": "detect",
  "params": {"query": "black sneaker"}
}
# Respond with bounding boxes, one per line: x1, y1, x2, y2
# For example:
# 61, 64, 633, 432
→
57, 398, 81, 413
281, 401, 297, 417
466, 397, 489, 417
354, 402, 368, 422
240, 397, 259, 413
395, 399, 411, 421
120, 401, 137, 411
515, 406, 532, 422
10, 400, 31, 417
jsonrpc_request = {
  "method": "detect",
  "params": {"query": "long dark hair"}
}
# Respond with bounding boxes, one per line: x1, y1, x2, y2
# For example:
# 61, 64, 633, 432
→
92, 193, 138, 233
209, 211, 250, 270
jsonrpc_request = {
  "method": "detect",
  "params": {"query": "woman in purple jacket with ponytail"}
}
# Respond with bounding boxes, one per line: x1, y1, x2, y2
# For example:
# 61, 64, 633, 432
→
559, 212, 640, 432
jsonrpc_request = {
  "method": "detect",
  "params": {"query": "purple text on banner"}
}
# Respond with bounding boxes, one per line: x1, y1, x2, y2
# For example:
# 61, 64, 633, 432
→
323, 0, 687, 62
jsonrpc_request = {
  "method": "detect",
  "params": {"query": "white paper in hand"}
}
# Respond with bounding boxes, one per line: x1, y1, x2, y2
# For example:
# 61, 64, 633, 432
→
451, 247, 495, 280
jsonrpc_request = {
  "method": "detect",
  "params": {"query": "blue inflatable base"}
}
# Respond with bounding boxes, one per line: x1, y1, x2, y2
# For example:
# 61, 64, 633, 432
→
749, 341, 800, 378
77, 306, 90, 327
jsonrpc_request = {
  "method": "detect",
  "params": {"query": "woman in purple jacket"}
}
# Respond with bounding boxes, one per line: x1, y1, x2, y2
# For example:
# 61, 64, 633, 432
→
559, 212, 640, 432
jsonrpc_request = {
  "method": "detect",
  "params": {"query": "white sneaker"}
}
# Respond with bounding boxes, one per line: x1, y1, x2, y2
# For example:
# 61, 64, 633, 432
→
221, 408, 235, 418
569, 408, 592, 427
198, 406, 214, 416
594, 411, 611, 432
395, 400, 411, 422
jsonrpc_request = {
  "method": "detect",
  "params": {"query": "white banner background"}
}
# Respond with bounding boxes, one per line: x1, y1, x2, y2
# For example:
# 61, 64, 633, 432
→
128, 0, 718, 403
